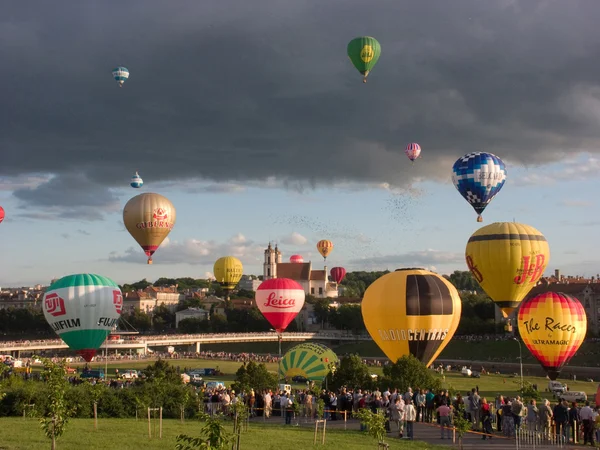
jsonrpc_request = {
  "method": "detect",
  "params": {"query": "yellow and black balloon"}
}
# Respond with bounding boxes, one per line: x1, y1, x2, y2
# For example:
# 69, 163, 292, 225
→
465, 222, 550, 318
278, 343, 339, 381
518, 291, 587, 380
362, 268, 462, 367
213, 256, 243, 293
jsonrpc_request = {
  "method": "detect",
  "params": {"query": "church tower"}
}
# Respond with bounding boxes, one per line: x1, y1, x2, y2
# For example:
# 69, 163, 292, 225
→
263, 242, 277, 280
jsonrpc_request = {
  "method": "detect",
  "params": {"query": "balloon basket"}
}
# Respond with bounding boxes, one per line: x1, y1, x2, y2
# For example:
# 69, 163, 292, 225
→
477, 216, 483, 222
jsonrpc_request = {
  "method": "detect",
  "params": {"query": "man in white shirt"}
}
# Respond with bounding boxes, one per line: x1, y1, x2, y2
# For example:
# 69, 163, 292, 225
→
579, 401, 595, 445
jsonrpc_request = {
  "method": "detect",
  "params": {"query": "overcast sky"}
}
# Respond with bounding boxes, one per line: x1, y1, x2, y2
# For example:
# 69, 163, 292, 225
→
1, 0, 600, 287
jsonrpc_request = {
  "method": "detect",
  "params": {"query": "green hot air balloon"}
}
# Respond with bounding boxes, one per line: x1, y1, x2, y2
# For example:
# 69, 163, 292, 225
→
347, 36, 381, 83
42, 274, 123, 362
278, 343, 339, 381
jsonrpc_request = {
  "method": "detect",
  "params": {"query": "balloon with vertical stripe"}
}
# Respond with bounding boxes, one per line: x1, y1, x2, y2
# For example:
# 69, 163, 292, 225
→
112, 66, 129, 87
278, 343, 339, 381
405, 143, 421, 162
316, 240, 334, 260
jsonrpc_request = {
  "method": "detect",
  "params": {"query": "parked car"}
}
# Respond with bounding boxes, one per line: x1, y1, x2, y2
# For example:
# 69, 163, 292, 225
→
121, 369, 139, 380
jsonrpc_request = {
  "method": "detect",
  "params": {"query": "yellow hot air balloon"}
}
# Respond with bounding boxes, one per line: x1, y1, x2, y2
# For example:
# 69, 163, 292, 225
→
123, 193, 176, 264
362, 268, 462, 367
316, 240, 334, 261
213, 256, 243, 295
465, 222, 550, 318
518, 291, 587, 380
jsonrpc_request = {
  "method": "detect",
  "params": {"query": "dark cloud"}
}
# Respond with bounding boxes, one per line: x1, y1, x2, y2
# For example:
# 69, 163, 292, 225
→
2, 1, 600, 214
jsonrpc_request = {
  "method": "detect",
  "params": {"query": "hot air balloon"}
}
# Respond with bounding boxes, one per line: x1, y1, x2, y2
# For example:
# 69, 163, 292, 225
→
256, 278, 305, 354
213, 256, 243, 299
123, 193, 176, 264
42, 274, 123, 362
130, 172, 143, 188
112, 66, 129, 87
0, 206, 4, 224
451, 152, 507, 222
347, 36, 381, 83
289, 255, 304, 264
465, 222, 550, 319
279, 343, 339, 382
362, 268, 462, 367
316, 240, 334, 261
518, 292, 587, 380
405, 143, 421, 162
330, 267, 346, 284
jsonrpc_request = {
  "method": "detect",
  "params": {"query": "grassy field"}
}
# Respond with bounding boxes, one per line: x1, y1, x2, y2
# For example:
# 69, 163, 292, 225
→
0, 418, 444, 450
199, 339, 600, 367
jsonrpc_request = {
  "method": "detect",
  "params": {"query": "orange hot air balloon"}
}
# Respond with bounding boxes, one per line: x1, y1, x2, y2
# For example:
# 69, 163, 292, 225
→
316, 240, 334, 261
518, 292, 587, 380
123, 193, 176, 264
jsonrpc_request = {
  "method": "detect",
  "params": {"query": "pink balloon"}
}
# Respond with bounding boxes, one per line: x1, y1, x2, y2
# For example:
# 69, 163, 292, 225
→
289, 254, 304, 263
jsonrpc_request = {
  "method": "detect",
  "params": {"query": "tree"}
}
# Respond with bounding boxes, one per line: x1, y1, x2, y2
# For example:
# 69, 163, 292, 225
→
354, 408, 387, 447
380, 355, 441, 394
325, 355, 373, 391
232, 361, 277, 393
313, 299, 330, 328
328, 304, 365, 333
39, 358, 71, 450
176, 413, 231, 450
452, 404, 472, 450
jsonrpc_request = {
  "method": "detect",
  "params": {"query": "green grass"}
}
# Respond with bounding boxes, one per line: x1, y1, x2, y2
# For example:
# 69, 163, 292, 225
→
0, 418, 444, 450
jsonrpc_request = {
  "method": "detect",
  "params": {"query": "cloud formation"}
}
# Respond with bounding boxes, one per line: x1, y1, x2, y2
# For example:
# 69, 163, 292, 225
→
2, 0, 600, 217
348, 249, 464, 271
280, 232, 308, 246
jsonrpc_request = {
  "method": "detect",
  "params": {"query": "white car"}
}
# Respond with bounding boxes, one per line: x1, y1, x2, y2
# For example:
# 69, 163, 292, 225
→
559, 391, 587, 403
548, 380, 567, 394
121, 370, 139, 380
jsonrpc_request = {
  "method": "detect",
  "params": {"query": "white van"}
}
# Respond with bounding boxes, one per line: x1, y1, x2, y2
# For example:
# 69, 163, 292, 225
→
279, 384, 292, 393
558, 391, 587, 403
548, 381, 567, 394
461, 367, 472, 377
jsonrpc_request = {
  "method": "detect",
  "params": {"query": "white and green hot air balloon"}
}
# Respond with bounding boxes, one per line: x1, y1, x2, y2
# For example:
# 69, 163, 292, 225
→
42, 274, 123, 362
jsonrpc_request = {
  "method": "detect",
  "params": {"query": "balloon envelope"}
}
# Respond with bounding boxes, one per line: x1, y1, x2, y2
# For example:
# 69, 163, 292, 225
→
289, 255, 304, 263
279, 343, 339, 381
112, 66, 129, 87
316, 240, 334, 260
330, 267, 346, 284
42, 274, 123, 362
405, 143, 421, 162
0, 206, 4, 224
518, 291, 587, 380
123, 193, 176, 264
213, 256, 244, 291
347, 36, 381, 82
465, 222, 550, 318
362, 268, 462, 367
130, 172, 143, 188
451, 152, 507, 222
255, 278, 305, 334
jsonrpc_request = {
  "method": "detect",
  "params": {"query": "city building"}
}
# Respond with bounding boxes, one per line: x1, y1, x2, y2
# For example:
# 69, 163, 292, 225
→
238, 275, 262, 292
123, 285, 183, 314
262, 243, 338, 298
175, 308, 210, 327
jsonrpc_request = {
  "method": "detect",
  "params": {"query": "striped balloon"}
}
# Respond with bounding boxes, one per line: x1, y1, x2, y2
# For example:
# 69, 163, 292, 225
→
405, 143, 421, 162
316, 240, 334, 260
255, 278, 305, 334
279, 343, 339, 381
130, 172, 143, 188
112, 66, 129, 87
42, 274, 123, 362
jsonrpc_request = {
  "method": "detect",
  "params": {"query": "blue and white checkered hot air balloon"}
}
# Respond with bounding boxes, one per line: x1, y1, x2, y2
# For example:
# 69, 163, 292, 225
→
451, 152, 507, 222
130, 172, 143, 188
112, 66, 129, 87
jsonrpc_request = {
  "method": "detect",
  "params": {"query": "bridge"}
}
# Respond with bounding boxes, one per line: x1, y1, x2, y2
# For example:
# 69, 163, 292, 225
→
0, 332, 372, 357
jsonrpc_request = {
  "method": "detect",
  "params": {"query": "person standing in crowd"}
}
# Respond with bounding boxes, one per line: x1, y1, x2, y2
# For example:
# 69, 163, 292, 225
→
415, 389, 426, 422
553, 400, 569, 439
538, 399, 553, 438
388, 397, 404, 437
579, 401, 594, 446
437, 400, 452, 440
469, 388, 481, 431
495, 395, 505, 432
481, 398, 494, 440
527, 399, 539, 432
511, 396, 524, 431
425, 389, 435, 423
405, 399, 416, 440
568, 402, 579, 443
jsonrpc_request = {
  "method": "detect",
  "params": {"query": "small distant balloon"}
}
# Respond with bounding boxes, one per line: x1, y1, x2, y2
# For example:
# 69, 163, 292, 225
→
130, 172, 143, 188
289, 254, 304, 263
405, 143, 421, 162
0, 206, 4, 224
330, 267, 347, 284
112, 66, 129, 87
316, 240, 334, 261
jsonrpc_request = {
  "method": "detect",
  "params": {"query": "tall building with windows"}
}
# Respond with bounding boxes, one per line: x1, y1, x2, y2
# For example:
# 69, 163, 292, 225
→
262, 243, 338, 298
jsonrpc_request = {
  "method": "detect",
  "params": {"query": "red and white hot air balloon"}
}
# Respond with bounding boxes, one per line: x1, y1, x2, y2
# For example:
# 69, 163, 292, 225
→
255, 278, 305, 334
405, 143, 421, 162
0, 206, 5, 224
289, 254, 304, 263
330, 267, 347, 284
